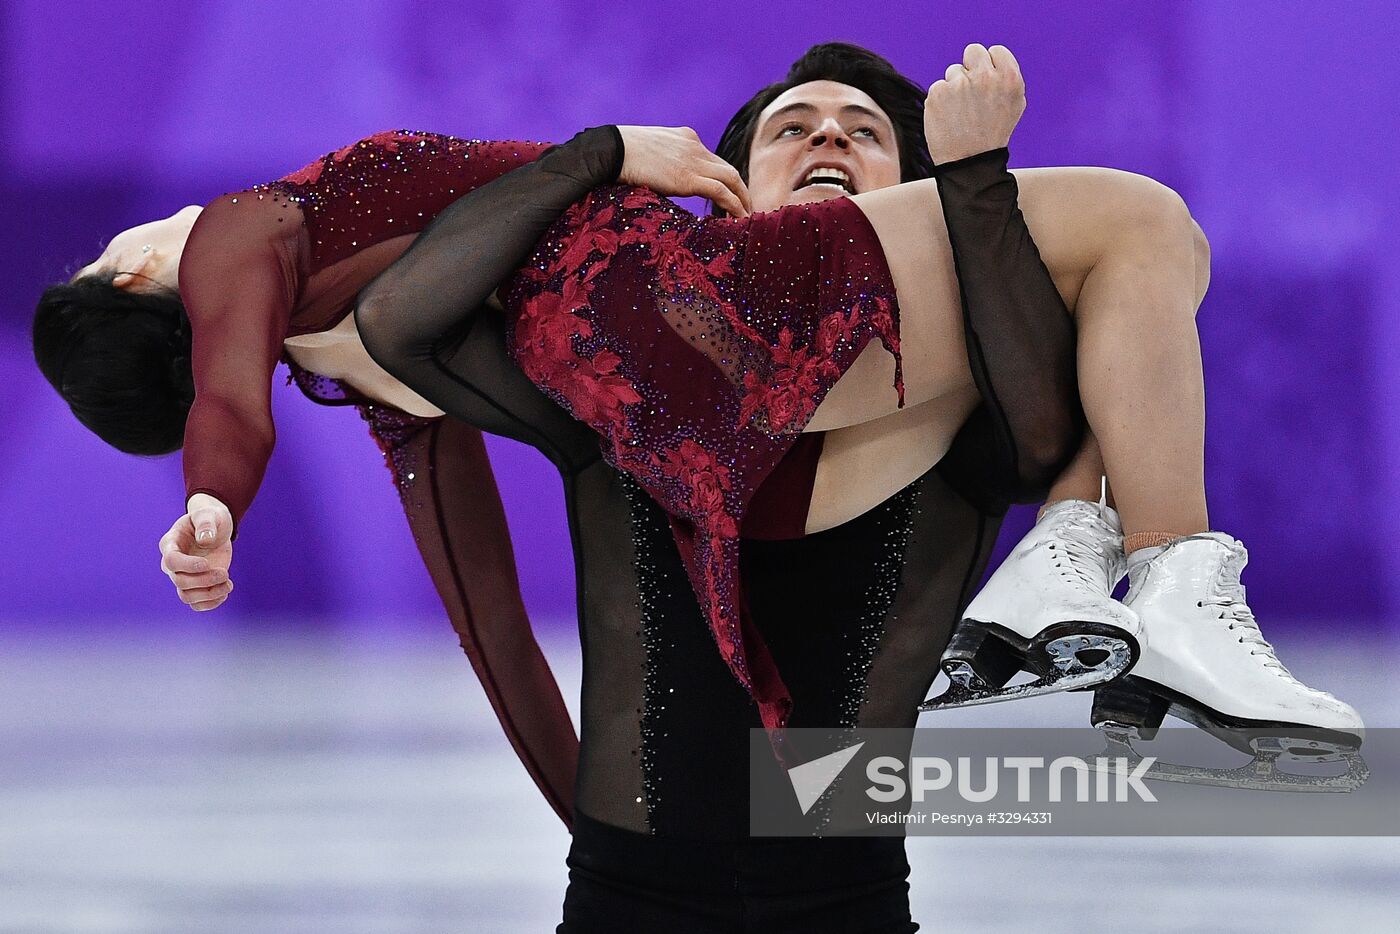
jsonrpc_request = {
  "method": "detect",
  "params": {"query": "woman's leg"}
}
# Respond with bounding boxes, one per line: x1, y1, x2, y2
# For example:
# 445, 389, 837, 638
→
809, 166, 1210, 539
1039, 190, 1207, 539
362, 409, 579, 826
803, 176, 974, 431
1040, 215, 1212, 522
806, 387, 979, 533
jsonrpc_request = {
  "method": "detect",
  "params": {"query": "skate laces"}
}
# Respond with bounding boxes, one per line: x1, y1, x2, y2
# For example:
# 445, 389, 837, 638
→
1201, 544, 1300, 681
1045, 504, 1121, 592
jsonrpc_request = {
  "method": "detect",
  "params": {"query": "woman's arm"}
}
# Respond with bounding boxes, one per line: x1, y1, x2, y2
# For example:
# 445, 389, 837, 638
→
178, 195, 299, 535
154, 196, 298, 610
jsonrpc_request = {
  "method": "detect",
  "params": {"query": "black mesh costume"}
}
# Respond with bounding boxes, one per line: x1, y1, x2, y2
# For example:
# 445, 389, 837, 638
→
357, 127, 1081, 931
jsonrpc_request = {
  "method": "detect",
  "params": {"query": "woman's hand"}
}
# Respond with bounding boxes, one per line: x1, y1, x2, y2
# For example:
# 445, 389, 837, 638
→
158, 493, 235, 611
616, 126, 753, 218
924, 43, 1027, 165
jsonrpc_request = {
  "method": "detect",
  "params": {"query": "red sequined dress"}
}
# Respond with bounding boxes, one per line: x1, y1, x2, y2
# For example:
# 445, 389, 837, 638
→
358, 127, 1080, 748
356, 128, 1082, 840
176, 131, 584, 824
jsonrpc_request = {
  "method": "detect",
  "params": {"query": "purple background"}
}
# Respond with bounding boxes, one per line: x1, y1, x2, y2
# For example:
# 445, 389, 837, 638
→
4, 1, 1397, 630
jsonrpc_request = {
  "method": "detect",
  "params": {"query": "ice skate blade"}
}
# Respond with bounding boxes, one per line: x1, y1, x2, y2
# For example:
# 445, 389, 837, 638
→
1091, 674, 1364, 756
919, 628, 1135, 713
1088, 722, 1369, 793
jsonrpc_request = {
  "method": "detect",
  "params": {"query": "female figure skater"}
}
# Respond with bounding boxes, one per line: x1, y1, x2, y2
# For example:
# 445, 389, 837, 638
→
345, 43, 1090, 931
35, 38, 1361, 929
33, 124, 755, 827
358, 42, 1362, 761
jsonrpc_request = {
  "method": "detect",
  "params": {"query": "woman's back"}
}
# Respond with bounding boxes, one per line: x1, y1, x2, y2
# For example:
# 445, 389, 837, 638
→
177, 131, 551, 523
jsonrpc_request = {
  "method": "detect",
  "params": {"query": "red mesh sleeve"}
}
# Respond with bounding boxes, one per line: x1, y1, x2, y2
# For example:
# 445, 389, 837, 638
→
178, 193, 301, 531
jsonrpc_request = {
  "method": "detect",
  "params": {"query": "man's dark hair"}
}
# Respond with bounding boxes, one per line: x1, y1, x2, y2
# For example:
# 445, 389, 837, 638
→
713, 41, 934, 211
33, 269, 195, 456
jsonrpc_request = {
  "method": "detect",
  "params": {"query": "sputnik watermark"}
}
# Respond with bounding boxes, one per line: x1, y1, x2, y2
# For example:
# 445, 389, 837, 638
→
787, 741, 866, 814
787, 744, 1157, 809
864, 754, 1158, 803
752, 728, 1388, 836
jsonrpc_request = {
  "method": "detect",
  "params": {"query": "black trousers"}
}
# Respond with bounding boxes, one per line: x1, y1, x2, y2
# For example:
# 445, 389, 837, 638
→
557, 810, 919, 933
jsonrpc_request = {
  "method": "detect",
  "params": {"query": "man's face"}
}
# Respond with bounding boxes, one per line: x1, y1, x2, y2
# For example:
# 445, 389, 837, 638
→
745, 80, 902, 213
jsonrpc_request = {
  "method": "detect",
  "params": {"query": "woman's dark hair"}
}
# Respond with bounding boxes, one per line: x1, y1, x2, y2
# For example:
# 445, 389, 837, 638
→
713, 42, 934, 214
33, 269, 195, 455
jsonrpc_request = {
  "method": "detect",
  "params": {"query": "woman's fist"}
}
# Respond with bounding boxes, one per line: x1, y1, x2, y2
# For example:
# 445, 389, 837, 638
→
158, 493, 235, 611
924, 43, 1027, 165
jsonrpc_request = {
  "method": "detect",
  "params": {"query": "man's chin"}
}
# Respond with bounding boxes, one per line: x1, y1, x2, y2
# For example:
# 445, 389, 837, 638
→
786, 185, 852, 206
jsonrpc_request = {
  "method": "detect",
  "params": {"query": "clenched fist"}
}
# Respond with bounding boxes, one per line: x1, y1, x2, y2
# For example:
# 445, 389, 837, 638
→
158, 492, 235, 611
924, 43, 1027, 165
616, 126, 753, 218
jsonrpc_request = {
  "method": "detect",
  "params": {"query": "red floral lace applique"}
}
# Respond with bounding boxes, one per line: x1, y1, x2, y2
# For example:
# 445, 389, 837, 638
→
512, 270, 642, 459
504, 185, 903, 735
283, 131, 432, 187
653, 439, 738, 538
737, 327, 841, 433
283, 159, 326, 187
867, 296, 904, 402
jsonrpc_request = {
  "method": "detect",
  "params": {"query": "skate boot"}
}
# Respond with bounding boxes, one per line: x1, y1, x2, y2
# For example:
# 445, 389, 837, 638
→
921, 493, 1143, 712
1092, 532, 1364, 767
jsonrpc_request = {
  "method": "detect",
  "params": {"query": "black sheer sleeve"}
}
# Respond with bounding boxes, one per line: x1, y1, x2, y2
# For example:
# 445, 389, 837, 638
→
356, 125, 623, 475
421, 305, 602, 471
931, 146, 1084, 514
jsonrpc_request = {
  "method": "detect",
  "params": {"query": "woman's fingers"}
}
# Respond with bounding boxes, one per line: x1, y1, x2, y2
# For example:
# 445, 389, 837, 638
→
157, 507, 236, 609
189, 506, 230, 547
171, 567, 229, 589
179, 579, 234, 607
160, 545, 210, 577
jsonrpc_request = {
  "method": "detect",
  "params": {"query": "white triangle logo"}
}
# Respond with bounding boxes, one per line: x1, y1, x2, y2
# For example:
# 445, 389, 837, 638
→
786, 741, 866, 815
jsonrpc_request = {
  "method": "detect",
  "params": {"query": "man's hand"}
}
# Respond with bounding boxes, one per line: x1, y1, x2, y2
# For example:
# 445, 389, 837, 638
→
616, 126, 753, 218
924, 43, 1026, 165
158, 493, 235, 611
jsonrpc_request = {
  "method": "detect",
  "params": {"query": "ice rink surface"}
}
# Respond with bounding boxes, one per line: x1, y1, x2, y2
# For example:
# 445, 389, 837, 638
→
1, 620, 1396, 934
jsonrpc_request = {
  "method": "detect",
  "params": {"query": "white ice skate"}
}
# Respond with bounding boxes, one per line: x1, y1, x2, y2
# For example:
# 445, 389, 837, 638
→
920, 492, 1144, 712
1090, 532, 1364, 774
